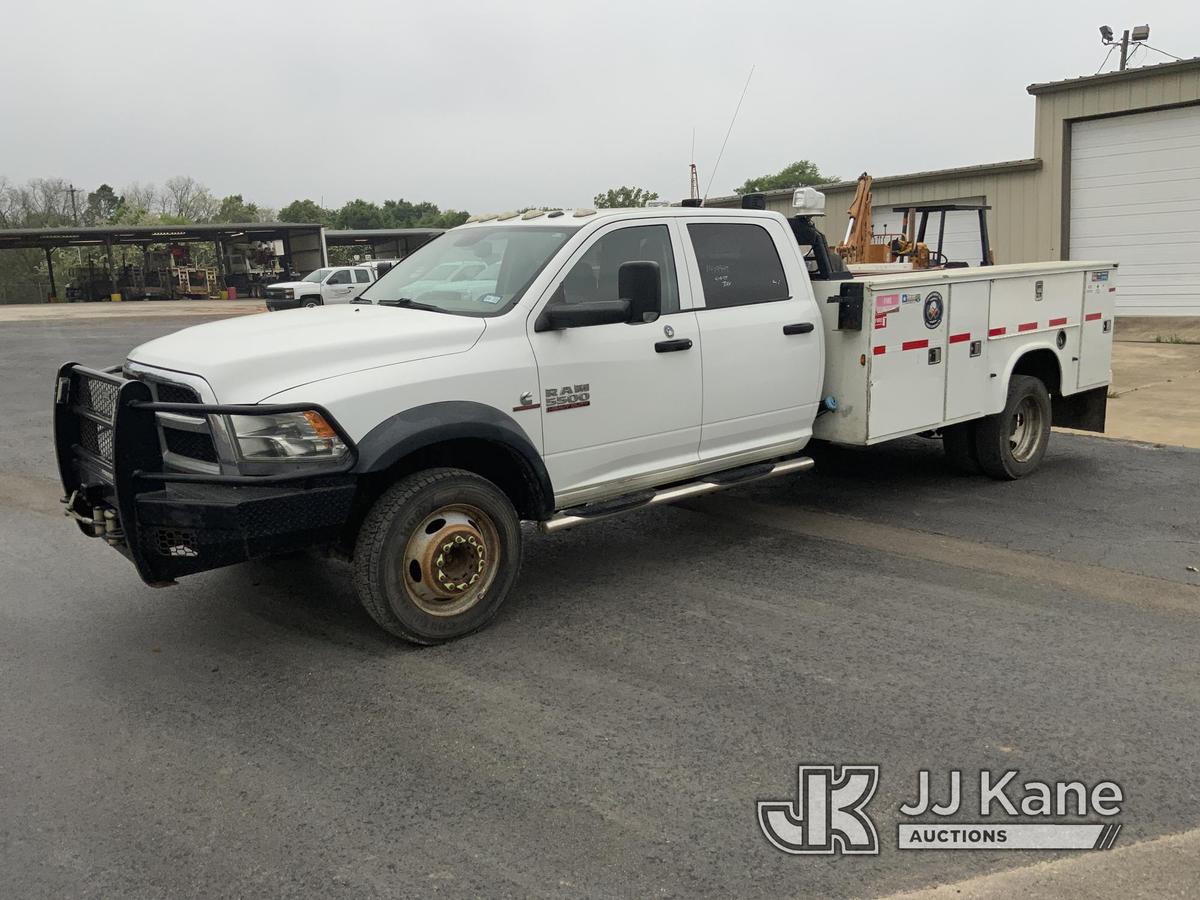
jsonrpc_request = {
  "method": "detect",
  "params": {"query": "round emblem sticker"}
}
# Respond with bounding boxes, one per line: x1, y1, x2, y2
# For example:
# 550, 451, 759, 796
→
923, 291, 944, 329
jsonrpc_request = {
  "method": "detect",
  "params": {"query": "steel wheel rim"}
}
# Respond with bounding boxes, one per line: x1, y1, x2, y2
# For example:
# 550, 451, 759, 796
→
1009, 396, 1044, 462
401, 503, 500, 617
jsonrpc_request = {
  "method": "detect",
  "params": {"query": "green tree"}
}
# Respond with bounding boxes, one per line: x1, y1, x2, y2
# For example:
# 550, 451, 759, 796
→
278, 198, 332, 224
734, 160, 834, 194
212, 193, 265, 223
593, 186, 659, 208
334, 199, 387, 229
422, 208, 470, 228
84, 184, 124, 225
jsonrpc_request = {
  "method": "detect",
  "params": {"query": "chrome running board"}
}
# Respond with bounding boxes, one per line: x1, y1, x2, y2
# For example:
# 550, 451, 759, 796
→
538, 455, 814, 534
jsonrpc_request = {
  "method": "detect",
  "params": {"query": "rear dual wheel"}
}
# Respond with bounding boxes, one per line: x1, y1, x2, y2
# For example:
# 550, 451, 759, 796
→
963, 375, 1052, 480
354, 468, 522, 644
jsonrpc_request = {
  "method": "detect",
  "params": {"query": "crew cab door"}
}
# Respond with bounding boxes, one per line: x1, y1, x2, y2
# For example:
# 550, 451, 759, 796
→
681, 218, 823, 460
350, 267, 373, 299
321, 268, 355, 304
527, 220, 702, 502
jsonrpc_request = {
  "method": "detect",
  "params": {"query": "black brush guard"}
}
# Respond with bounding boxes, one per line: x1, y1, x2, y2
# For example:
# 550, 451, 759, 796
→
54, 363, 357, 585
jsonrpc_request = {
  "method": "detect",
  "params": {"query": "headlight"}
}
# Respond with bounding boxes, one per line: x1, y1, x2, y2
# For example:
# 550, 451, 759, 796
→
228, 410, 347, 461
284, 288, 295, 299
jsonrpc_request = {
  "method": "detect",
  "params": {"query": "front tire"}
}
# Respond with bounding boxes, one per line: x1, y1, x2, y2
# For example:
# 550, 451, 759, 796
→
353, 468, 522, 644
974, 375, 1051, 480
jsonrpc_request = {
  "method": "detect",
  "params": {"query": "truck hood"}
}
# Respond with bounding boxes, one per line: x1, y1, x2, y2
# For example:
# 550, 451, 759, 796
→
127, 306, 485, 402
266, 280, 311, 291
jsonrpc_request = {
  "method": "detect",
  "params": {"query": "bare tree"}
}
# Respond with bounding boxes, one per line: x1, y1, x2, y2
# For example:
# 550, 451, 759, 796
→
157, 176, 217, 221
118, 182, 160, 223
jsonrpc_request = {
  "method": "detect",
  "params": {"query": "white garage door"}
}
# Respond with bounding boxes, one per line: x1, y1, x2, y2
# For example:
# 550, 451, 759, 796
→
1070, 105, 1200, 316
872, 197, 988, 266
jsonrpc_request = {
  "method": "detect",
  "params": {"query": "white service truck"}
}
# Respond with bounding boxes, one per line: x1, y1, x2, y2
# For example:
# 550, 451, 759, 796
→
54, 195, 1115, 643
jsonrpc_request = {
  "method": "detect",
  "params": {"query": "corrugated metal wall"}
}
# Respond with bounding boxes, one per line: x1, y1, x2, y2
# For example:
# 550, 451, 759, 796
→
706, 61, 1200, 268
1033, 63, 1200, 260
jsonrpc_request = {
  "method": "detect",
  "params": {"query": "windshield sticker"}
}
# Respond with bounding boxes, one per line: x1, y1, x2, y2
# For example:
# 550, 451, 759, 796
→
479, 293, 502, 304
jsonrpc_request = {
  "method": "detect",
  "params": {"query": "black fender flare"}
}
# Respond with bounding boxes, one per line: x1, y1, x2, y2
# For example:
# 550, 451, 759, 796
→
352, 401, 553, 518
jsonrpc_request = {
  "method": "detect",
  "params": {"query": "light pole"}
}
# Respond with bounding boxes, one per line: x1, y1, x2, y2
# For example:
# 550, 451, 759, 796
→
1099, 23, 1151, 71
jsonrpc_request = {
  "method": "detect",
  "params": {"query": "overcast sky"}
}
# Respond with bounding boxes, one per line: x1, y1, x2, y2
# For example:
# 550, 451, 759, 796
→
3, 0, 1197, 213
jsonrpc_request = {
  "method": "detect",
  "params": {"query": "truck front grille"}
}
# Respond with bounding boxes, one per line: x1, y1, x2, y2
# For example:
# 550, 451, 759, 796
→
156, 383, 201, 405
162, 426, 219, 462
132, 375, 222, 470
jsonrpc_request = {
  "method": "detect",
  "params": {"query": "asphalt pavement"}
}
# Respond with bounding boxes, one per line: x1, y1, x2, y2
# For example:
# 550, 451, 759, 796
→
2, 316, 1198, 899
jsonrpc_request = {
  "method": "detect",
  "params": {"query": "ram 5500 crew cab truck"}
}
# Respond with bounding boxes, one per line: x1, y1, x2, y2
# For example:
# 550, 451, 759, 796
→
54, 198, 1115, 643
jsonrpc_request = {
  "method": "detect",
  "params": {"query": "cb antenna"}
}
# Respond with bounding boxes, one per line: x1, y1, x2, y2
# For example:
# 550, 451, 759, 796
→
703, 65, 755, 203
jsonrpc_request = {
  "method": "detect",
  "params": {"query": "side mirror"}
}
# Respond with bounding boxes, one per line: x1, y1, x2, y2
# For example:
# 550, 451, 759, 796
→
618, 260, 661, 323
535, 299, 631, 332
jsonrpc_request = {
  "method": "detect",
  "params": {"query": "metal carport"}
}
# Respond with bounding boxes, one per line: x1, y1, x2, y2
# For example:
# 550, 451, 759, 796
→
0, 222, 325, 302
323, 228, 443, 262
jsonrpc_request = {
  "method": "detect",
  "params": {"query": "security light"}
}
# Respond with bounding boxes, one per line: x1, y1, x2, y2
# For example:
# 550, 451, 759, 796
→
1131, 24, 1150, 42
1099, 24, 1114, 42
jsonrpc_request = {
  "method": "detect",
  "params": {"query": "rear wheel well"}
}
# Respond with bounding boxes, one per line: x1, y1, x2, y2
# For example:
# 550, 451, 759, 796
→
1012, 348, 1061, 397
343, 438, 548, 551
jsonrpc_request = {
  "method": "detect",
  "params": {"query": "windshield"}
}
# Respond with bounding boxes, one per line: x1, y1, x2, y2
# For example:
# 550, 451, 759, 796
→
361, 225, 580, 316
302, 268, 332, 283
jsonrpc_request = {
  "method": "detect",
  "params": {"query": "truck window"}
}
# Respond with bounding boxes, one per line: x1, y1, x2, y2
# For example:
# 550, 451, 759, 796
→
558, 224, 679, 315
354, 269, 371, 283
327, 269, 352, 285
362, 225, 579, 316
687, 223, 789, 309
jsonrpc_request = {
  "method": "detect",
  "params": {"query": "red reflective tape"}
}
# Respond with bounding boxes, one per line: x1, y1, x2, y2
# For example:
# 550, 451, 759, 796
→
1019, 321, 1037, 332
949, 332, 971, 344
873, 344, 886, 355
902, 339, 929, 351
1085, 312, 1103, 322
988, 326, 1007, 337
1049, 317, 1068, 327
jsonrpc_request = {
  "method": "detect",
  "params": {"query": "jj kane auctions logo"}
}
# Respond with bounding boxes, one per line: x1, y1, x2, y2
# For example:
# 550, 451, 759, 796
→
759, 765, 1123, 855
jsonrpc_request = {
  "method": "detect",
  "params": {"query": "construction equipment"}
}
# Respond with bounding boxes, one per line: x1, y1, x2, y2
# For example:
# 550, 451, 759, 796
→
836, 173, 993, 272
223, 240, 284, 298
836, 173, 888, 264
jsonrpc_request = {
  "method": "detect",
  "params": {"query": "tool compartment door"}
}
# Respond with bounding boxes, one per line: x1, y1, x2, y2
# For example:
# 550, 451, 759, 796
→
867, 288, 947, 440
987, 272, 1082, 343
1079, 268, 1116, 389
944, 280, 991, 422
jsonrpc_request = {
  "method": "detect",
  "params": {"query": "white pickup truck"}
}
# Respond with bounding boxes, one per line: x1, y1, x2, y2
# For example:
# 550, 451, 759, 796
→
54, 195, 1115, 643
264, 264, 378, 310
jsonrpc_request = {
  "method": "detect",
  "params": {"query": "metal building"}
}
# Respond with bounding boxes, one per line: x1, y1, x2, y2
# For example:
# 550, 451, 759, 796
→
707, 58, 1200, 316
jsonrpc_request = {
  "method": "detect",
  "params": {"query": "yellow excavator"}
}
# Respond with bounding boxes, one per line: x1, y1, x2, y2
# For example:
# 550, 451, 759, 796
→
835, 172, 994, 270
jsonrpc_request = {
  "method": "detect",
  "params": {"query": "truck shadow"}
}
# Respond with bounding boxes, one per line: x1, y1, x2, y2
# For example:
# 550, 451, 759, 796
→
172, 435, 1108, 649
